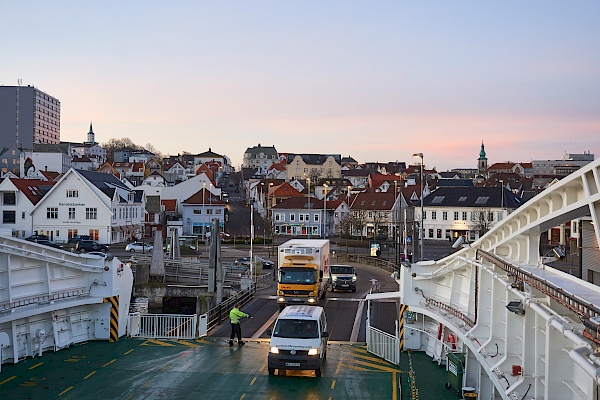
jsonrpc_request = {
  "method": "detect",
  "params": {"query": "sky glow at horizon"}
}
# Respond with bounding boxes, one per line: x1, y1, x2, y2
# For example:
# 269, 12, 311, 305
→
1, 1, 599, 170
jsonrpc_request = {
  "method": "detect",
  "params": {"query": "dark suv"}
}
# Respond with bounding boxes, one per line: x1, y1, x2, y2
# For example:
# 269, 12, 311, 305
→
76, 240, 109, 253
68, 235, 93, 244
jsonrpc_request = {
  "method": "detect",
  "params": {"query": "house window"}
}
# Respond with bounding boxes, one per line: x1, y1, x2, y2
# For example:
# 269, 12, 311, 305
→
462, 212, 467, 220
3, 192, 16, 205
68, 207, 76, 219
299, 214, 304, 221
428, 229, 434, 238
488, 212, 494, 221
314, 214, 319, 222
194, 209, 200, 214
431, 211, 436, 220
86, 208, 98, 219
47, 207, 58, 219
275, 213, 282, 221
437, 229, 442, 238
290, 214, 295, 222
442, 212, 448, 221
3, 211, 15, 224
216, 209, 221, 214
21, 211, 25, 219
423, 211, 426, 220
207, 209, 213, 215
454, 212, 459, 220
66, 189, 79, 198
498, 212, 503, 221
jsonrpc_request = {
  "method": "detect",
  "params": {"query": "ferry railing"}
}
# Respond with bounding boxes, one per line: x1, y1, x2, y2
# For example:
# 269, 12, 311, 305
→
128, 313, 197, 340
0, 288, 88, 312
335, 253, 402, 275
367, 324, 400, 365
204, 282, 257, 332
477, 249, 600, 344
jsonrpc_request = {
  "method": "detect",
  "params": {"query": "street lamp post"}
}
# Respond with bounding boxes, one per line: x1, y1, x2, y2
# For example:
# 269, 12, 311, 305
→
307, 177, 311, 239
412, 153, 424, 261
323, 183, 328, 238
202, 182, 206, 240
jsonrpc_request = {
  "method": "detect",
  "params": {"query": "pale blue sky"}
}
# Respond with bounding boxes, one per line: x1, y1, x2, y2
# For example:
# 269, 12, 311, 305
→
2, 1, 599, 170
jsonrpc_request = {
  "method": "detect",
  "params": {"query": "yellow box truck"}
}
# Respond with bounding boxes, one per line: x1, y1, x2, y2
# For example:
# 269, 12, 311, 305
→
277, 239, 330, 309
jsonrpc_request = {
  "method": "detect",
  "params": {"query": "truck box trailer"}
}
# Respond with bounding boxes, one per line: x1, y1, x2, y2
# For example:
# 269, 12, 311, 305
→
277, 239, 330, 309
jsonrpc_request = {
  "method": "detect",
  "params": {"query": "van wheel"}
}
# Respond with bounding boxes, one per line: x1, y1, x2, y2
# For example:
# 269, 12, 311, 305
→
315, 367, 322, 377
352, 288, 356, 293
268, 367, 275, 375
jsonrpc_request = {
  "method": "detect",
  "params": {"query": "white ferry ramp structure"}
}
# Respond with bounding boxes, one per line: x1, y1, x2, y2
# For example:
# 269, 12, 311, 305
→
367, 156, 600, 400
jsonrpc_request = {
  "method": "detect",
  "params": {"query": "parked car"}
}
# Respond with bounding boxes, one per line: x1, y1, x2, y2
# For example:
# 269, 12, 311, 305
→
25, 234, 49, 242
234, 257, 251, 266
68, 235, 93, 244
76, 240, 109, 253
35, 239, 64, 250
125, 242, 153, 253
256, 257, 275, 269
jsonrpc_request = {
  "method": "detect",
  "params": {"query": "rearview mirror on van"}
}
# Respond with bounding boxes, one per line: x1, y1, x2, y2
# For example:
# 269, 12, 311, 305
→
266, 329, 272, 336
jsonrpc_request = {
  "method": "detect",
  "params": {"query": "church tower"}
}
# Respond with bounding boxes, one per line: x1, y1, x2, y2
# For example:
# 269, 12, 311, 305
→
86, 122, 96, 144
478, 141, 488, 175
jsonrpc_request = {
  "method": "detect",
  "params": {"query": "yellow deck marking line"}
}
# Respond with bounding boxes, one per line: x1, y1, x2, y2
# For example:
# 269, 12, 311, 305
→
259, 364, 266, 373
0, 376, 17, 385
84, 371, 97, 380
392, 371, 397, 400
28, 362, 43, 370
141, 381, 150, 388
20, 382, 37, 387
352, 352, 400, 366
58, 386, 74, 396
350, 358, 400, 373
142, 339, 175, 347
240, 393, 246, 400
125, 396, 133, 400
161, 364, 169, 371
349, 347, 369, 354
250, 377, 257, 386
331, 379, 336, 390
339, 362, 371, 372
335, 359, 343, 375
102, 359, 117, 367
176, 340, 199, 347
124, 349, 134, 355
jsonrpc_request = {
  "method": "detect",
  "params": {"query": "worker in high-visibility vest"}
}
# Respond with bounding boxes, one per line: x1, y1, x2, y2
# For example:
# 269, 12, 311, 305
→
229, 303, 251, 346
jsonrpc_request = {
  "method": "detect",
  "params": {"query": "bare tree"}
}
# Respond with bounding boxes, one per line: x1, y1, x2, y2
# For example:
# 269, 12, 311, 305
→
470, 207, 494, 238
102, 138, 145, 163
353, 209, 368, 241
338, 213, 355, 252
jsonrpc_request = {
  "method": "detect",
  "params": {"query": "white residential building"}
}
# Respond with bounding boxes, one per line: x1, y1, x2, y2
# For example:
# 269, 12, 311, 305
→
31, 169, 145, 244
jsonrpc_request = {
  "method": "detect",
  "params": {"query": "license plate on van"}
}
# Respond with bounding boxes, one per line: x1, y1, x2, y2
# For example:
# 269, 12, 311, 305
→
285, 362, 300, 367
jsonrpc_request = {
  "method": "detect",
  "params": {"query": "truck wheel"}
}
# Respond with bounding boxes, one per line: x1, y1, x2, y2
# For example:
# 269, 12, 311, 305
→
315, 367, 321, 377
331, 287, 335, 292
279, 304, 286, 311
268, 367, 275, 375
352, 288, 356, 293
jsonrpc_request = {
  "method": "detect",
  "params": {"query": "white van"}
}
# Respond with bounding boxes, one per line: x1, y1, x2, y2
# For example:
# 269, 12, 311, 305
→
268, 305, 328, 377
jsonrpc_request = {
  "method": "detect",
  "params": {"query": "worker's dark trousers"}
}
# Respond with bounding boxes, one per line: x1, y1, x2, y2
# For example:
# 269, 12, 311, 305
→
230, 323, 242, 341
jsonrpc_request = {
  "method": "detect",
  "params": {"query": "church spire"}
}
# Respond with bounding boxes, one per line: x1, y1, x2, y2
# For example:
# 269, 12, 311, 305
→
86, 122, 96, 144
478, 141, 488, 175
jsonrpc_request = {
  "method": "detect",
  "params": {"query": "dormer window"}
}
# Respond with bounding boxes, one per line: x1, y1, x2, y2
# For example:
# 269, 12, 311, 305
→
66, 189, 79, 198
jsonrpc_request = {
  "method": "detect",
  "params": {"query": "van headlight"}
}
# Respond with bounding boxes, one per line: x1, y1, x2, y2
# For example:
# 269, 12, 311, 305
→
308, 348, 319, 356
331, 276, 338, 281
270, 347, 279, 354
352, 276, 357, 281
277, 297, 285, 303
307, 298, 316, 304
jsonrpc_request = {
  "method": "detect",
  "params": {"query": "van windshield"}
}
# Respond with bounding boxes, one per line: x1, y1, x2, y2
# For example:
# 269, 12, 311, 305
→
330, 266, 354, 274
273, 319, 319, 339
279, 268, 316, 284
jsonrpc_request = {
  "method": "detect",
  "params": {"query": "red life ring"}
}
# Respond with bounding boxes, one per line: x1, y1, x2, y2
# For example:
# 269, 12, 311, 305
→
447, 333, 456, 350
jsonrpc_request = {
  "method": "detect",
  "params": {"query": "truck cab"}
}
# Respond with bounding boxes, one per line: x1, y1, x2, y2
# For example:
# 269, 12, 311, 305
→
329, 264, 357, 292
268, 305, 328, 377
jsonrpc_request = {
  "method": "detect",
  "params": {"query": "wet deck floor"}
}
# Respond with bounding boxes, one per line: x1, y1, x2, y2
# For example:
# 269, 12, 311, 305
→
0, 338, 460, 400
